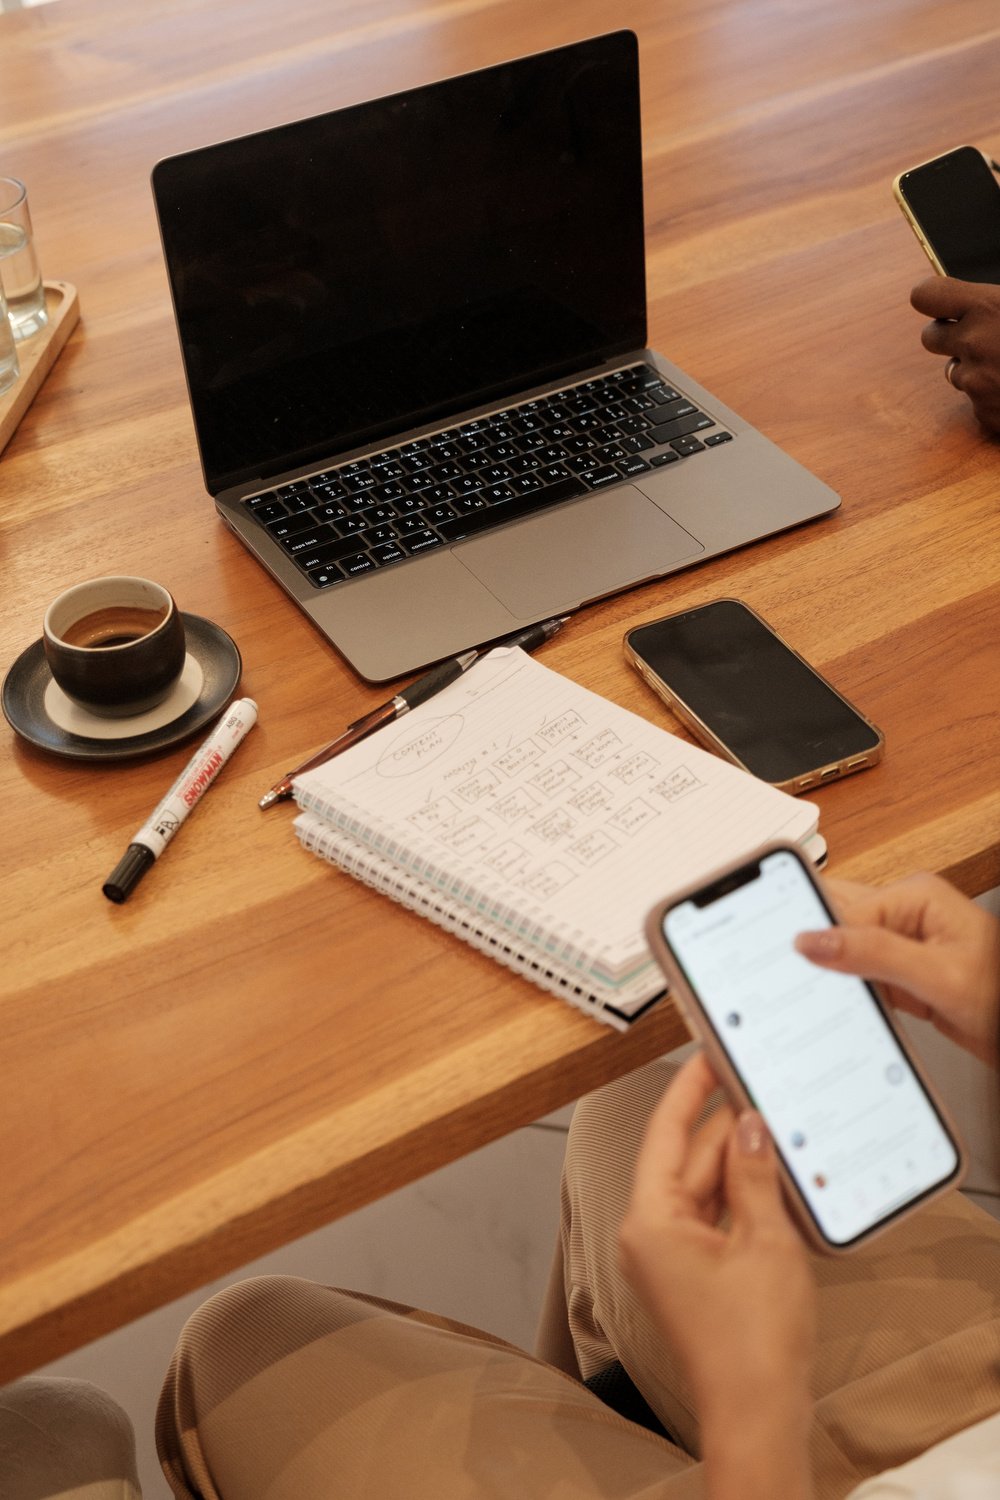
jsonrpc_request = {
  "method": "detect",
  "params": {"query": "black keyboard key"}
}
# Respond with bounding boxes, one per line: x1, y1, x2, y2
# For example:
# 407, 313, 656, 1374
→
649, 412, 714, 444
398, 513, 432, 534
400, 529, 443, 555
430, 441, 460, 461
408, 470, 436, 490
372, 480, 405, 503
580, 466, 621, 489
306, 564, 346, 588
424, 503, 457, 525
245, 491, 278, 509
276, 480, 311, 499
482, 483, 514, 504
508, 454, 542, 474
312, 501, 349, 523
453, 474, 485, 495
341, 552, 378, 577
370, 542, 407, 566
282, 527, 338, 556
617, 456, 651, 477
671, 435, 706, 456
250, 500, 288, 525
647, 384, 682, 404
367, 525, 398, 545
650, 450, 681, 467
342, 471, 377, 494
266, 511, 318, 539
617, 414, 653, 436
621, 433, 655, 453
339, 515, 372, 533
299, 534, 365, 568
430, 461, 464, 482
704, 431, 734, 446
512, 474, 543, 495
421, 484, 455, 506
481, 464, 511, 484
436, 474, 586, 541
371, 460, 405, 481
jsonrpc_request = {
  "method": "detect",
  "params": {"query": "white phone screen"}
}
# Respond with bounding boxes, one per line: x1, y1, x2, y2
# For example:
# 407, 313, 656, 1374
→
661, 849, 961, 1246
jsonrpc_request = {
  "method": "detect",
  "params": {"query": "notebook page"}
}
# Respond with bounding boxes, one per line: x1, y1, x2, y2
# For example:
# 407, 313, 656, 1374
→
294, 648, 818, 982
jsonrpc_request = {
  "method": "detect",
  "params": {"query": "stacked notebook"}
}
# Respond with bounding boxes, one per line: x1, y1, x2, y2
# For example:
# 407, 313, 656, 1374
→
293, 648, 821, 1029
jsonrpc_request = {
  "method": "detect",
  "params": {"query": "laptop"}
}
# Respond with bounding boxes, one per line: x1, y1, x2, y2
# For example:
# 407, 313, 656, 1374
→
152, 30, 838, 683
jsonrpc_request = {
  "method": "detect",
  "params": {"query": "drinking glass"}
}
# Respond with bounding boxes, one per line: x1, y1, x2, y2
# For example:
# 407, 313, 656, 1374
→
0, 177, 47, 340
0, 277, 19, 396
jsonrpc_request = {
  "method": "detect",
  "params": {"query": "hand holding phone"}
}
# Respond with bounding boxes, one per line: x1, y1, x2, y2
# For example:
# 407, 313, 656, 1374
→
645, 846, 965, 1253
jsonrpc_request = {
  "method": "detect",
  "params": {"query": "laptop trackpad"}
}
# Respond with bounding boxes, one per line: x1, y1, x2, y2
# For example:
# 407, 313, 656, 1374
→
453, 486, 704, 619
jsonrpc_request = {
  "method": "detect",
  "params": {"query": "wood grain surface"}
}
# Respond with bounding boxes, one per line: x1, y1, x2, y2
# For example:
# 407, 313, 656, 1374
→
1, 0, 998, 1380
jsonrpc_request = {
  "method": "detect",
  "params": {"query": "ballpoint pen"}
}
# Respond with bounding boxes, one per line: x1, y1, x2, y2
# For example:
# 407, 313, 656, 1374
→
258, 615, 569, 809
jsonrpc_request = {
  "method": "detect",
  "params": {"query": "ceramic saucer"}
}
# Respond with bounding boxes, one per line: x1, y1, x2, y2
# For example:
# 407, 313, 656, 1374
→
2, 613, 242, 762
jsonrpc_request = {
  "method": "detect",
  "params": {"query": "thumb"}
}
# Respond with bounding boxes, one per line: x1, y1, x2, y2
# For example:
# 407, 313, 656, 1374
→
724, 1112, 790, 1237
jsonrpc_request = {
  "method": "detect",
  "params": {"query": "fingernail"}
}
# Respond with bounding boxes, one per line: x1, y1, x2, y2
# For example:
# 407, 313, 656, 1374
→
738, 1111, 768, 1157
795, 928, 843, 959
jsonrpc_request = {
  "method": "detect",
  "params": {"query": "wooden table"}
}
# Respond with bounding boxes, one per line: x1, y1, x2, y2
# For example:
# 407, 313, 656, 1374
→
1, 0, 998, 1384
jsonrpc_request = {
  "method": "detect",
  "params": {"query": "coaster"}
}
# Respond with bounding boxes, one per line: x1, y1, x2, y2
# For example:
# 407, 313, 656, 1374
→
2, 613, 242, 762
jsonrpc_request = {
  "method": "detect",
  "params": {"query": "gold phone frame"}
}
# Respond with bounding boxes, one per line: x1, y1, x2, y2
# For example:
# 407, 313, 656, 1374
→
623, 600, 885, 794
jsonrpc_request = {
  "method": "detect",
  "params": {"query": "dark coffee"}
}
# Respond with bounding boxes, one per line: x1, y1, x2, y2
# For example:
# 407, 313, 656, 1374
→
61, 604, 167, 649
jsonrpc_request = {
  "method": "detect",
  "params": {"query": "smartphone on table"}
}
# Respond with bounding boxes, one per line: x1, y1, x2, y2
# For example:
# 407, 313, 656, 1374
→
645, 844, 965, 1253
624, 599, 883, 793
893, 144, 1000, 281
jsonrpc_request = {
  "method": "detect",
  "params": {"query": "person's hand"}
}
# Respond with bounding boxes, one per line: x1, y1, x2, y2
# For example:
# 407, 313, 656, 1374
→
619, 1051, 815, 1408
619, 1053, 816, 1498
796, 873, 1000, 1064
911, 275, 1000, 432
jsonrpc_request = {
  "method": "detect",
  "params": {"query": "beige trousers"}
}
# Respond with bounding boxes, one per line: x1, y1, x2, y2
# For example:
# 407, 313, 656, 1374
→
0, 1377, 140, 1500
157, 1058, 1000, 1499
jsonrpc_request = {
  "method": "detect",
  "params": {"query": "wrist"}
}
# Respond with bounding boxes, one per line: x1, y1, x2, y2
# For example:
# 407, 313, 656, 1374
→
698, 1381, 813, 1500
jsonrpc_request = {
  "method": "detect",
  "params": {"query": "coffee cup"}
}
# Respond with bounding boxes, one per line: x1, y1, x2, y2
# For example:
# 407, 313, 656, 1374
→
43, 576, 186, 718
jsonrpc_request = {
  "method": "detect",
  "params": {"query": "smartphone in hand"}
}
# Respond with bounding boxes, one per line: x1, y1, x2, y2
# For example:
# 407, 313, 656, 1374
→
645, 844, 966, 1253
894, 145, 1000, 282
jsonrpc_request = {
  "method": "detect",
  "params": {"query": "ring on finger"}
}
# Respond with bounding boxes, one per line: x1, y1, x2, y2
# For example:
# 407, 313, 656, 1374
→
945, 356, 961, 387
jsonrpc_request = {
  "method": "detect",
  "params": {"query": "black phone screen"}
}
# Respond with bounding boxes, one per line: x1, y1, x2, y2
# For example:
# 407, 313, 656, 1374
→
898, 145, 1000, 282
659, 847, 962, 1247
627, 600, 881, 784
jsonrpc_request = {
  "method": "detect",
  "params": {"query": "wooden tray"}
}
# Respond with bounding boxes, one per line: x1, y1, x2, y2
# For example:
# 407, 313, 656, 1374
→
0, 280, 80, 456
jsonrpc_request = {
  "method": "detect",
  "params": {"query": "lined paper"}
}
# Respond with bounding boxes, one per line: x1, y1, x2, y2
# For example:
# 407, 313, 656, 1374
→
294, 647, 819, 988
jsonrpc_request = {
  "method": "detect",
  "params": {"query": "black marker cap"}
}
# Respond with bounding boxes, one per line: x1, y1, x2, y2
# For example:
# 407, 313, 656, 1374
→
103, 843, 156, 904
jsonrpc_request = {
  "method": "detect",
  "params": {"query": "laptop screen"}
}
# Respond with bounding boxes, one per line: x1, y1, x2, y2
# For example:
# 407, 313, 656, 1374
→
152, 31, 646, 495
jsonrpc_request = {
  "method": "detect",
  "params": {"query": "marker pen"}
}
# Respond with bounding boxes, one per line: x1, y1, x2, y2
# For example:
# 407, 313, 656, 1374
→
103, 698, 258, 903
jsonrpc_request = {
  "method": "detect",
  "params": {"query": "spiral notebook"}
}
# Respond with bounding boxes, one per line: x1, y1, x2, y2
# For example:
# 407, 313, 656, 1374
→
293, 647, 821, 1028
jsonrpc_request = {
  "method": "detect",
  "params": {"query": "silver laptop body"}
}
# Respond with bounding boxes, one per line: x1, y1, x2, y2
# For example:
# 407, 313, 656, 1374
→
154, 32, 838, 682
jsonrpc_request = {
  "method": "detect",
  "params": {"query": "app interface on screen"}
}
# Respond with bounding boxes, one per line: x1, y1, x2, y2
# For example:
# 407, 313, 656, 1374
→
663, 851, 959, 1244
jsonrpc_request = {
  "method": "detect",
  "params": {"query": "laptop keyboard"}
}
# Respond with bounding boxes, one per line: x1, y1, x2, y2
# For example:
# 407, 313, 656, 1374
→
241, 364, 732, 590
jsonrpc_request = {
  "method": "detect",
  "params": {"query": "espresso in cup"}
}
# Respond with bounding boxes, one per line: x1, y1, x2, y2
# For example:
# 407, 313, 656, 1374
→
61, 603, 170, 650
43, 576, 186, 717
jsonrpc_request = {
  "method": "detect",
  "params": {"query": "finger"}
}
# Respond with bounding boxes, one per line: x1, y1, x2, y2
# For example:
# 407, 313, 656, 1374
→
920, 319, 960, 357
793, 922, 952, 1009
682, 1098, 735, 1212
632, 1052, 719, 1190
724, 1111, 796, 1239
910, 275, 977, 319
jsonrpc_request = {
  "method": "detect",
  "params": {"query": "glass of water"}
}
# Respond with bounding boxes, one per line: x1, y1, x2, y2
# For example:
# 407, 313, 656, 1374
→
0, 177, 48, 341
0, 278, 19, 396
